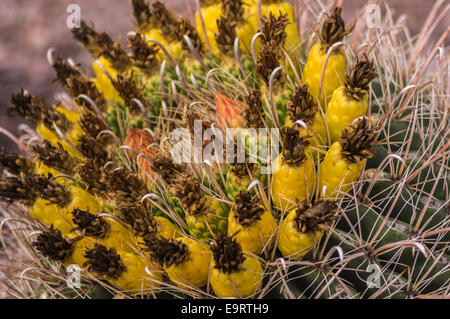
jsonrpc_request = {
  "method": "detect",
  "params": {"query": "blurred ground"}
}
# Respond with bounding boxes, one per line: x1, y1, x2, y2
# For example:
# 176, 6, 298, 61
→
0, 0, 447, 152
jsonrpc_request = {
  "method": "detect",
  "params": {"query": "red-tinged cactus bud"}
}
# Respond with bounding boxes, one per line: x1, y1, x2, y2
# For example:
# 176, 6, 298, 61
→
124, 127, 155, 155
124, 128, 157, 184
137, 148, 156, 183
215, 93, 245, 130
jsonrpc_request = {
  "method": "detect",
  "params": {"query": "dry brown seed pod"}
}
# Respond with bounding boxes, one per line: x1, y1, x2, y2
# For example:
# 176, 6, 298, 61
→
131, 0, 153, 31
233, 192, 265, 227
83, 244, 126, 279
33, 226, 76, 262
294, 199, 339, 233
210, 232, 246, 274
319, 7, 355, 53
32, 140, 80, 176
281, 125, 310, 166
171, 174, 209, 217
117, 201, 159, 240
344, 55, 376, 101
127, 32, 159, 75
0, 147, 34, 176
243, 89, 265, 129
145, 236, 190, 268
111, 72, 149, 115
340, 117, 377, 163
260, 12, 289, 58
72, 208, 110, 238
215, 16, 237, 56
288, 84, 318, 126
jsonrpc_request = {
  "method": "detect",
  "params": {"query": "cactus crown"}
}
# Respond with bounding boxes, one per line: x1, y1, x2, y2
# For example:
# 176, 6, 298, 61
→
145, 236, 190, 267
83, 244, 126, 279
0, 175, 36, 205
294, 200, 339, 233
33, 140, 79, 176
288, 84, 318, 126
211, 233, 246, 274
1, 0, 447, 300
127, 33, 159, 75
281, 125, 310, 166
72, 208, 110, 238
172, 174, 209, 217
340, 118, 376, 163
131, 0, 152, 31
261, 12, 289, 58
233, 192, 265, 227
319, 7, 355, 52
243, 89, 265, 128
344, 55, 376, 100
33, 226, 75, 262
117, 201, 159, 240
0, 148, 34, 176
177, 17, 204, 55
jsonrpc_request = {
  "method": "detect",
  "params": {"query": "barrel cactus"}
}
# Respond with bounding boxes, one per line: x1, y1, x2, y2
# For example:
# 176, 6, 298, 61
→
0, 0, 448, 299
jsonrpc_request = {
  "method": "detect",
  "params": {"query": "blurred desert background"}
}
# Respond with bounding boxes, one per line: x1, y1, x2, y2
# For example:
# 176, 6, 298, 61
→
0, 0, 447, 152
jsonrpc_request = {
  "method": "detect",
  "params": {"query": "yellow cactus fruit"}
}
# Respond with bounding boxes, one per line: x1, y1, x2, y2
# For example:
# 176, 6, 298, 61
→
278, 199, 339, 260
228, 192, 277, 255
32, 226, 93, 268
247, 0, 300, 55
325, 56, 376, 142
0, 174, 73, 234
71, 208, 139, 253
84, 244, 162, 293
210, 233, 263, 298
196, 0, 256, 56
302, 7, 354, 107
146, 236, 212, 289
319, 118, 376, 198
271, 125, 315, 211
285, 84, 327, 149
117, 201, 183, 243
